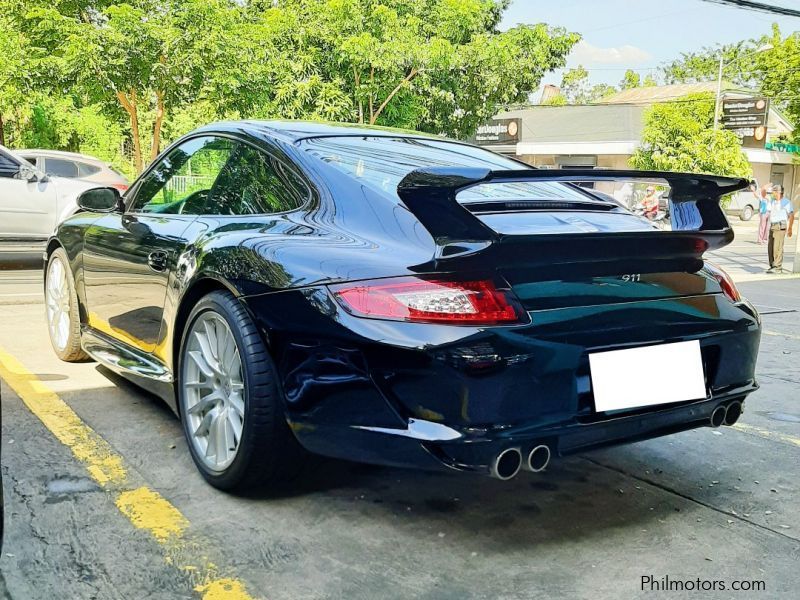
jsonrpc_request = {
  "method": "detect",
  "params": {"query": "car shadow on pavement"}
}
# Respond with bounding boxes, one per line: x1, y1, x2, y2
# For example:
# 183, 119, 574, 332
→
85, 364, 713, 548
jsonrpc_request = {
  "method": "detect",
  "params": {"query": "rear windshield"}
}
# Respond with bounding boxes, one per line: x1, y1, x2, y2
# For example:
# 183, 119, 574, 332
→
302, 136, 595, 203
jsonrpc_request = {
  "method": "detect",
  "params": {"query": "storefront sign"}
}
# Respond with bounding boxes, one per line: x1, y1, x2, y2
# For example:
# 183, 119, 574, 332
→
471, 118, 521, 145
721, 97, 769, 148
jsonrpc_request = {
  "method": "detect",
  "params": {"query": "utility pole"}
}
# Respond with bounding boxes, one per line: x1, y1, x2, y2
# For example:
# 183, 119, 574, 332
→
713, 54, 724, 132
712, 44, 773, 131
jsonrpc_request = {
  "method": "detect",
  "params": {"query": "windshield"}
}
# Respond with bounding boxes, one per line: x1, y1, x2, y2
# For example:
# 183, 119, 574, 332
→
302, 136, 596, 203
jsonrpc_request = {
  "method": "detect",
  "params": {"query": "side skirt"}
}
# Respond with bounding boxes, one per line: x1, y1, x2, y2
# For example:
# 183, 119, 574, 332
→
81, 327, 178, 413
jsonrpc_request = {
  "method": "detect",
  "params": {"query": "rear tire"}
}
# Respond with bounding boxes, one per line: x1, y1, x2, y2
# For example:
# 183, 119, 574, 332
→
741, 205, 754, 221
45, 248, 89, 362
178, 290, 305, 492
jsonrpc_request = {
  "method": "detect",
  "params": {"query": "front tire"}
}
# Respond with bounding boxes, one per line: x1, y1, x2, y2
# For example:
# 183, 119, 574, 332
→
45, 248, 89, 362
178, 291, 305, 491
741, 205, 754, 221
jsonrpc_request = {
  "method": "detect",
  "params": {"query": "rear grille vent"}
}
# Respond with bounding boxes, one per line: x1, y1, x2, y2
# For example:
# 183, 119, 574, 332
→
462, 200, 617, 213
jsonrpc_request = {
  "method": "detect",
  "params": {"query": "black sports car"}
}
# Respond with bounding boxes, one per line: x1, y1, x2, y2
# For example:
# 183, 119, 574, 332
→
44, 121, 760, 490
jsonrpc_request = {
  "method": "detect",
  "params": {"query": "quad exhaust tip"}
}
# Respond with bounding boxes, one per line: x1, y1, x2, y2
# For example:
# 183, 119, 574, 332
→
490, 447, 522, 480
710, 401, 743, 428
523, 445, 551, 473
710, 405, 727, 428
724, 400, 743, 426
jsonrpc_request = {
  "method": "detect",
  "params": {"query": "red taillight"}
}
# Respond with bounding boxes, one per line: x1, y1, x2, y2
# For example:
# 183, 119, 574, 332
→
112, 183, 129, 192
705, 262, 741, 303
330, 277, 525, 325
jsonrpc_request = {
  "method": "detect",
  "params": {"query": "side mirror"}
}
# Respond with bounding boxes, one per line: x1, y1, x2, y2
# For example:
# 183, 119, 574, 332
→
16, 164, 40, 182
77, 187, 122, 213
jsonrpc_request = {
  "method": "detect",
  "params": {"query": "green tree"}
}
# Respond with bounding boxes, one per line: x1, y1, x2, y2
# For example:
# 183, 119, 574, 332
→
0, 9, 32, 146
541, 93, 567, 106
661, 42, 755, 86
12, 0, 578, 169
752, 26, 800, 143
630, 93, 751, 180
560, 65, 590, 103
588, 83, 617, 102
246, 0, 579, 138
25, 0, 243, 172
619, 69, 641, 90
557, 67, 616, 104
659, 26, 800, 141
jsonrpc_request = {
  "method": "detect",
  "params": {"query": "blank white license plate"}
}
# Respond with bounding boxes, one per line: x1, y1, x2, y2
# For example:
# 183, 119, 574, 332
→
589, 340, 706, 412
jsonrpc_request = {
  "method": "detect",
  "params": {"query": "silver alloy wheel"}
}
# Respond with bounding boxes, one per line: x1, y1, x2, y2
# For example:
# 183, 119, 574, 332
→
46, 257, 71, 351
182, 312, 245, 472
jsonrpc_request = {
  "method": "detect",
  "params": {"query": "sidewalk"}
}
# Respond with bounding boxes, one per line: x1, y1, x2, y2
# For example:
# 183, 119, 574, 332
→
707, 219, 799, 283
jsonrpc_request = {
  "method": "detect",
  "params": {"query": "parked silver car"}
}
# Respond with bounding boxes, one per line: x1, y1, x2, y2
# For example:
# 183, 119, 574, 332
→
19, 149, 129, 192
0, 145, 106, 241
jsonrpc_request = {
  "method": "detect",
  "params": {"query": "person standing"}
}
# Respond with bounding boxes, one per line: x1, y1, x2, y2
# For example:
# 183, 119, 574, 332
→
642, 185, 659, 220
752, 183, 771, 244
766, 184, 795, 274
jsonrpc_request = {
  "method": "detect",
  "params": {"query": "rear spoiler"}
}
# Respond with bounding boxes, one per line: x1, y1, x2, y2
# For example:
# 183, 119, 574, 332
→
396, 167, 749, 263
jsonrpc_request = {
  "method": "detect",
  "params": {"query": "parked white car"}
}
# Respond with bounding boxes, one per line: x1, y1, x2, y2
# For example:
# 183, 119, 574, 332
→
0, 145, 104, 241
724, 189, 759, 221
19, 149, 129, 192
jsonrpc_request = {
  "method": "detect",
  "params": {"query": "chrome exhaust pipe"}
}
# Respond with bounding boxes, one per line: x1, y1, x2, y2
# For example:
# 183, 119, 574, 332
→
724, 401, 743, 426
489, 447, 522, 480
522, 445, 551, 473
710, 405, 726, 428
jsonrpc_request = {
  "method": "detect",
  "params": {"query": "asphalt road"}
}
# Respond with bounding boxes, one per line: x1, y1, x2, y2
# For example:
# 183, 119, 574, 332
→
0, 263, 799, 599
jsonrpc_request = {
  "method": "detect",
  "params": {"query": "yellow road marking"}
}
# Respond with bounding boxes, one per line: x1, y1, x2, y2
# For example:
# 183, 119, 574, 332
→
0, 348, 128, 486
116, 487, 190, 542
196, 579, 254, 600
0, 346, 255, 599
733, 422, 800, 449
763, 329, 800, 341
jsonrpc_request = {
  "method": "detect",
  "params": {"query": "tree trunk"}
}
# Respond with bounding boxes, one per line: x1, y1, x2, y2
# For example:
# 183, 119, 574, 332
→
353, 68, 363, 124
116, 89, 143, 174
151, 90, 165, 162
0, 112, 5, 147
370, 68, 419, 125
368, 67, 374, 121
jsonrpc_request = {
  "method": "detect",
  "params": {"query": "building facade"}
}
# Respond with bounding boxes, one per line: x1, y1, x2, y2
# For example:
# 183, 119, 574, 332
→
474, 84, 798, 209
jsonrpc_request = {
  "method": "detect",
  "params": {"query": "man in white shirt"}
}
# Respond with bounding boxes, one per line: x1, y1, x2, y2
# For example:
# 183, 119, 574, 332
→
766, 184, 795, 274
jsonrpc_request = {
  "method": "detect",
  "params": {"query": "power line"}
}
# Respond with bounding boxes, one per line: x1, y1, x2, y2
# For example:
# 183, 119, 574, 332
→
698, 0, 800, 17
519, 93, 800, 112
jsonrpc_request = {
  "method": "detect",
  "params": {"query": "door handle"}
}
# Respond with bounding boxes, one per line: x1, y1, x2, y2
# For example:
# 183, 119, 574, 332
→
147, 250, 169, 272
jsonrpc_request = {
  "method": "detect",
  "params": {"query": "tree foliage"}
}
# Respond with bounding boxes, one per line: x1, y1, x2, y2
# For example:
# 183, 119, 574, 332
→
660, 25, 800, 141
629, 93, 751, 180
0, 7, 33, 145
559, 65, 618, 104
560, 66, 590, 104
619, 69, 656, 90
2, 0, 579, 172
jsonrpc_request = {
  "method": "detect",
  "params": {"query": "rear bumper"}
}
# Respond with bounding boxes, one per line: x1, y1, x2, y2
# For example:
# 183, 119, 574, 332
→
244, 289, 761, 475
435, 383, 755, 472
290, 383, 756, 476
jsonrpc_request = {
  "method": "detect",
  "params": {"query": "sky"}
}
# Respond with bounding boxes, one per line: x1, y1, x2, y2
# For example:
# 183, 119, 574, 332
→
500, 0, 800, 91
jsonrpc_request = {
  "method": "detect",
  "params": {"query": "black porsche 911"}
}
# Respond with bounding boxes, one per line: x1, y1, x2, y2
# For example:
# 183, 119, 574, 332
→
44, 121, 761, 490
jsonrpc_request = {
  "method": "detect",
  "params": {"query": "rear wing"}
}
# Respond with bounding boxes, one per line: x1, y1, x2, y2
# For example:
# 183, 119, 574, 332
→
396, 167, 749, 262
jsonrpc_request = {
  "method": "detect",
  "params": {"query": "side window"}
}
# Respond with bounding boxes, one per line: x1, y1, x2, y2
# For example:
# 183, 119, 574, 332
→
0, 151, 20, 178
45, 158, 80, 178
204, 143, 308, 216
21, 156, 38, 168
77, 162, 102, 177
128, 136, 235, 214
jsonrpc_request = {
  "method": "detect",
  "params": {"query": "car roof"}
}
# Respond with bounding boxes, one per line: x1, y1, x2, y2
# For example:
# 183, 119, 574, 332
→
18, 149, 105, 164
194, 120, 443, 144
